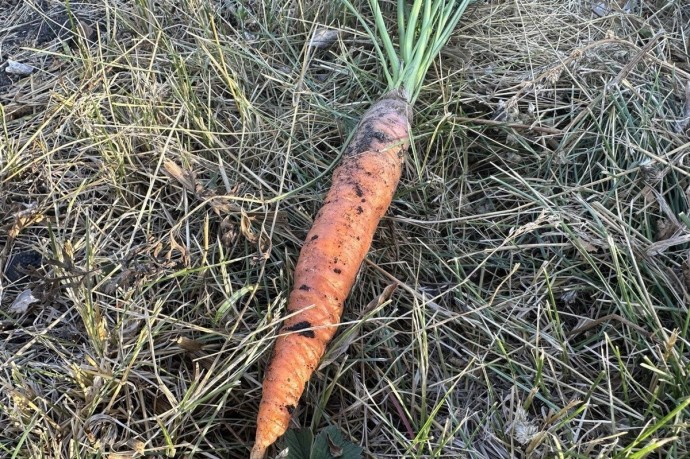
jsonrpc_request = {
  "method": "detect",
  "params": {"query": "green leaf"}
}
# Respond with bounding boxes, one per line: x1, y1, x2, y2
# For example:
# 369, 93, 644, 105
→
213, 284, 257, 325
282, 427, 362, 459
284, 428, 314, 459
312, 426, 363, 459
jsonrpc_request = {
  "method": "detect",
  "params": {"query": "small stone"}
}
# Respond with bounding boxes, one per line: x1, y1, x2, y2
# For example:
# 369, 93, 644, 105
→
9, 289, 39, 314
308, 28, 339, 50
592, 2, 611, 17
5, 60, 34, 76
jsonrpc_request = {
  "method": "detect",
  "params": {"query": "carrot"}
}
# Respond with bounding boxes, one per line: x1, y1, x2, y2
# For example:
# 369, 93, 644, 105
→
251, 1, 471, 457
251, 91, 410, 458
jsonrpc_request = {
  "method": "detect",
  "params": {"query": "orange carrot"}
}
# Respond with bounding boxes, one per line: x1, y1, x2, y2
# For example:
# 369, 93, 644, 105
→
250, 91, 411, 459
251, 0, 471, 454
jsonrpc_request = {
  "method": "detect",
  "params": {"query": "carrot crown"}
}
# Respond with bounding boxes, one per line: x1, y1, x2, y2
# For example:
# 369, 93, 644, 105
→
344, 0, 471, 104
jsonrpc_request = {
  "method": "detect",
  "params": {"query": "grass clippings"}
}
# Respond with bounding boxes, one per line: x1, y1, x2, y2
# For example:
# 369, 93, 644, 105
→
1, 0, 689, 458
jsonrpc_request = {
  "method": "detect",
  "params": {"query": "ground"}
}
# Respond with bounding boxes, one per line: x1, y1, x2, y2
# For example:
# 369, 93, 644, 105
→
1, 0, 689, 458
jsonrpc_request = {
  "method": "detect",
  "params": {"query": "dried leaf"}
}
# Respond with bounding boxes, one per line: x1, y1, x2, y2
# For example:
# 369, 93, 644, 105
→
96, 315, 109, 344
63, 240, 74, 262
8, 203, 43, 239
220, 216, 238, 246
163, 160, 196, 192
240, 211, 259, 243
207, 196, 241, 214
362, 283, 397, 314
166, 234, 189, 265
152, 241, 163, 258
176, 336, 204, 352
130, 440, 146, 454
257, 227, 272, 260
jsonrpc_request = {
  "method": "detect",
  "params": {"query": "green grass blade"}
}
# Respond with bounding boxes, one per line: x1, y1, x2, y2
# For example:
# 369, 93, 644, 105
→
342, 0, 395, 87
369, 0, 401, 83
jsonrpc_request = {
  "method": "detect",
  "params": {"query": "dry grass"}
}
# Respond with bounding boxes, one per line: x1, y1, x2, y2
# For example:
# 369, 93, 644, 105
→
1, 0, 689, 458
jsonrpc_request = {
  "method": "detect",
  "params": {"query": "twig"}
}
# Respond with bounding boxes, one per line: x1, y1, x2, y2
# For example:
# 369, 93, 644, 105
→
566, 314, 652, 339
386, 386, 416, 440
452, 116, 563, 135
607, 33, 663, 88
